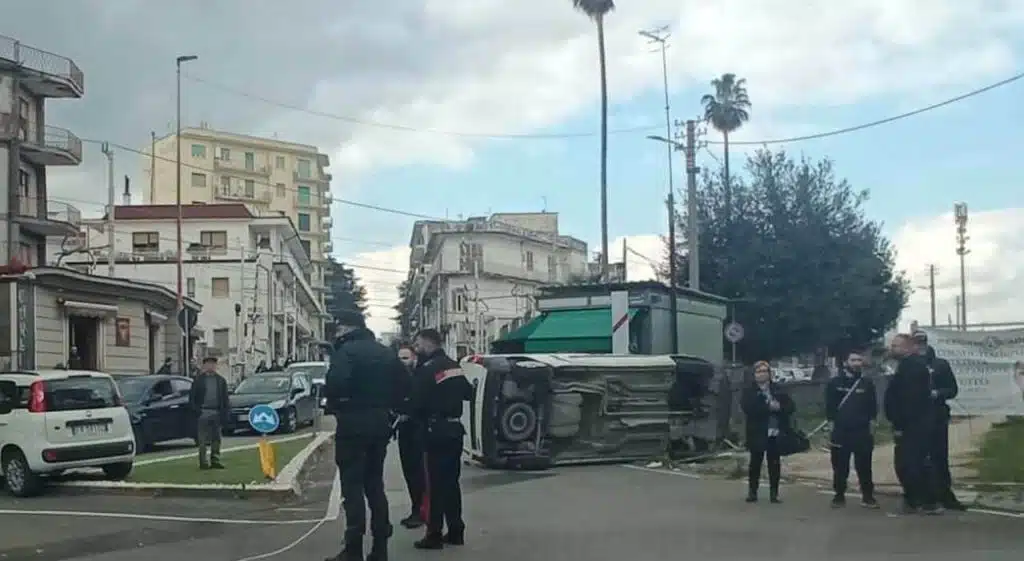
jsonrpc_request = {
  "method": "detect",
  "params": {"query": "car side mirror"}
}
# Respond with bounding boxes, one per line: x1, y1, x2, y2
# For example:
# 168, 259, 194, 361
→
0, 380, 15, 415
291, 387, 303, 398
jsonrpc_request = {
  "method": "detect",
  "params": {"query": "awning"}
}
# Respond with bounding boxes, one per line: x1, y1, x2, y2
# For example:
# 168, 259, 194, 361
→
61, 300, 118, 318
496, 308, 640, 354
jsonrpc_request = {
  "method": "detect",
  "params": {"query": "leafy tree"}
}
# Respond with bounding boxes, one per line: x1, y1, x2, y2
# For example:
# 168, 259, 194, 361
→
324, 258, 367, 333
570, 0, 615, 279
667, 149, 908, 362
391, 280, 416, 338
701, 73, 751, 219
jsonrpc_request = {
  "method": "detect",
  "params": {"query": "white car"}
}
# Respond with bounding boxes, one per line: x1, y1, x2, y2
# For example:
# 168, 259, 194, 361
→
0, 369, 136, 497
285, 361, 328, 408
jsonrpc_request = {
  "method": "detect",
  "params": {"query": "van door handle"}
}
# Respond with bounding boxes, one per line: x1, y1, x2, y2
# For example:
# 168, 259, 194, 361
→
170, 405, 180, 409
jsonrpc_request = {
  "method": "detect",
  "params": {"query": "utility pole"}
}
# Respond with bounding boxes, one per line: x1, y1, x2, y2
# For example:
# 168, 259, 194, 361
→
639, 25, 679, 353
954, 296, 962, 330
149, 131, 156, 203
683, 119, 700, 291
175, 54, 198, 374
621, 238, 627, 282
101, 142, 115, 277
926, 264, 938, 327
954, 203, 969, 331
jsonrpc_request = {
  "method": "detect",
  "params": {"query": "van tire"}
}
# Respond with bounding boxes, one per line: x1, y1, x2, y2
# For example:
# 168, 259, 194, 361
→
2, 449, 43, 497
102, 462, 133, 481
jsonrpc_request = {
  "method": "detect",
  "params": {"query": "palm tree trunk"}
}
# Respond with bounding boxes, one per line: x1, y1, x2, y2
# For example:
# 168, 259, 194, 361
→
597, 15, 610, 280
722, 130, 731, 221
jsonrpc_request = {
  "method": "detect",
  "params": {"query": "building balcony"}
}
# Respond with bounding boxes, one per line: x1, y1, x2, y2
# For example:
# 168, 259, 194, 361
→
293, 171, 330, 184
0, 113, 83, 166
214, 186, 272, 204
16, 198, 81, 238
0, 34, 85, 98
295, 195, 321, 210
213, 157, 271, 177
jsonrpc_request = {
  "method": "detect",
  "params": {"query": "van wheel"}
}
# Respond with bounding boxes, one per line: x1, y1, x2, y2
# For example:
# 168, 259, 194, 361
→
102, 462, 133, 481
2, 449, 43, 497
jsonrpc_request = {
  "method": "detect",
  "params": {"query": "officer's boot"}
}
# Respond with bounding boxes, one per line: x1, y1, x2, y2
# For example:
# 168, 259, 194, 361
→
414, 532, 445, 550
769, 485, 781, 504
444, 524, 465, 546
326, 536, 363, 561
366, 539, 387, 561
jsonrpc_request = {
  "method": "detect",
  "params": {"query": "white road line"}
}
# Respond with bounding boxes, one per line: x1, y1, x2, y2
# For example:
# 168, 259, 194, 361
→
807, 489, 1024, 519
0, 509, 321, 525
622, 465, 701, 479
135, 433, 314, 466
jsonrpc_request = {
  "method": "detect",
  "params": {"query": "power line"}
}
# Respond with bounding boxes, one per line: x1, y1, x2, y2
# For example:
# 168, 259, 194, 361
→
711, 71, 1024, 146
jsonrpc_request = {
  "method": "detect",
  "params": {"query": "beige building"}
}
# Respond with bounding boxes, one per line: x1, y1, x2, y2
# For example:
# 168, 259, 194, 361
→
143, 125, 333, 308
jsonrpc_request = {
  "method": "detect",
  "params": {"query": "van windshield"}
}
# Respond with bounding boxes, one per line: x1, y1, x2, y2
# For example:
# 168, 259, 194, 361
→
45, 377, 120, 411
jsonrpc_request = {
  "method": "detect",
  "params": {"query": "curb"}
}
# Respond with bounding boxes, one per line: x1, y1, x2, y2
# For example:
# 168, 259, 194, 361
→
51, 432, 334, 501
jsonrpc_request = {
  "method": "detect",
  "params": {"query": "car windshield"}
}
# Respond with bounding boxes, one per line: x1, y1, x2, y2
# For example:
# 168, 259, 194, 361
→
234, 376, 290, 394
286, 364, 327, 378
116, 377, 151, 402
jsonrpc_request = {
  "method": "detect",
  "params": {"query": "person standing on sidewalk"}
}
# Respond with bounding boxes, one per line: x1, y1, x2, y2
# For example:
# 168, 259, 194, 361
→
188, 357, 229, 470
825, 350, 879, 509
395, 344, 426, 529
912, 331, 966, 511
742, 361, 795, 504
325, 313, 409, 561
884, 334, 941, 515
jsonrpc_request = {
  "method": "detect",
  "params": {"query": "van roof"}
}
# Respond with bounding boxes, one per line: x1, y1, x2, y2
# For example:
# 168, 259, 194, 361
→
287, 362, 327, 367
0, 369, 114, 381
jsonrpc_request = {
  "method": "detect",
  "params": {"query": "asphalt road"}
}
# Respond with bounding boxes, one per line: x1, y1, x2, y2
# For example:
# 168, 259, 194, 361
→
2, 443, 1022, 560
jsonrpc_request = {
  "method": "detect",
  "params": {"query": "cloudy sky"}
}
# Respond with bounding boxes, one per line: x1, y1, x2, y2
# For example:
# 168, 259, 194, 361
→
8, 0, 1024, 334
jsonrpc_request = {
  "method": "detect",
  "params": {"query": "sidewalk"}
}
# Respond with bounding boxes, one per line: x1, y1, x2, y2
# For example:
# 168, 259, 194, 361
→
784, 417, 1024, 510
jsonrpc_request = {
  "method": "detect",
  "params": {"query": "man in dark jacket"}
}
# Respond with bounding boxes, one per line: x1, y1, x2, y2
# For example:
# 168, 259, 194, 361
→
394, 344, 426, 529
188, 357, 230, 470
912, 330, 966, 511
410, 329, 473, 550
325, 313, 409, 561
825, 350, 878, 509
884, 334, 940, 514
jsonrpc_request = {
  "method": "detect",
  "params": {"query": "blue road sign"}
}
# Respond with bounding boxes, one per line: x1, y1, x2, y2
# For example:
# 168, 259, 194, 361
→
248, 404, 280, 434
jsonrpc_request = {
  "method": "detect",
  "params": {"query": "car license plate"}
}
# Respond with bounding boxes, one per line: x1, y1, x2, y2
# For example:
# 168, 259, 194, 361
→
71, 422, 110, 437
238, 414, 248, 422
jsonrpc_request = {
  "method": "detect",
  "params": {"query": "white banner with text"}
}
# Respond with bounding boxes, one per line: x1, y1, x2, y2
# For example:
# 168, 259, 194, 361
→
921, 328, 1024, 416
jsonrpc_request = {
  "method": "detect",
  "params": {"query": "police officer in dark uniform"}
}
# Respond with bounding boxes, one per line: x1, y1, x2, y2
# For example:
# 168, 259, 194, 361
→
395, 344, 426, 528
324, 313, 409, 561
825, 349, 879, 509
410, 329, 473, 550
912, 330, 966, 511
884, 333, 941, 515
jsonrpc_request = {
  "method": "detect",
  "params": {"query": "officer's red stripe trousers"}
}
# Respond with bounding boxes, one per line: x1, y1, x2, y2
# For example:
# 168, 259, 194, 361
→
419, 452, 431, 522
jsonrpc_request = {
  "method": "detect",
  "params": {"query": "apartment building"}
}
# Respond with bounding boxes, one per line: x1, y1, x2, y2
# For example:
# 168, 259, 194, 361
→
399, 212, 588, 358
51, 204, 324, 381
0, 34, 199, 375
144, 125, 333, 311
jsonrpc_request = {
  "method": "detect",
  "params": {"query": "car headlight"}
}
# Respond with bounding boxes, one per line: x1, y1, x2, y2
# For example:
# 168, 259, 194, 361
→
268, 399, 286, 409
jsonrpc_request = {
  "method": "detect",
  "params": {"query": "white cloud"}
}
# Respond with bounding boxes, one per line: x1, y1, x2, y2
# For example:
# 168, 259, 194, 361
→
893, 208, 1024, 330
612, 234, 665, 283
346, 246, 410, 335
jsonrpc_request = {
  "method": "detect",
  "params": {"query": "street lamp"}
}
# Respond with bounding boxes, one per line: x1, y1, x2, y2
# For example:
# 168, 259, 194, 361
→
176, 54, 198, 373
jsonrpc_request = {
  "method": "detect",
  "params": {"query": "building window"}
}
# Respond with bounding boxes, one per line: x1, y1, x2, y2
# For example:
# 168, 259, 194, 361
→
186, 277, 196, 298
244, 152, 255, 171
219, 147, 231, 160
297, 159, 311, 179
297, 186, 311, 205
524, 250, 534, 272
275, 155, 285, 169
451, 290, 467, 313
300, 240, 311, 257
200, 230, 228, 253
17, 98, 29, 140
213, 328, 230, 350
191, 172, 207, 188
275, 183, 286, 197
297, 213, 311, 232
220, 175, 231, 194
191, 144, 206, 158
547, 255, 558, 282
458, 243, 483, 272
18, 170, 29, 197
131, 232, 160, 253
211, 277, 230, 298
244, 179, 255, 198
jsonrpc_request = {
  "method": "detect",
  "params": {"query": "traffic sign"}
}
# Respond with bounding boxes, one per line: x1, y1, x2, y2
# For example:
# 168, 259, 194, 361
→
248, 404, 280, 434
724, 322, 745, 343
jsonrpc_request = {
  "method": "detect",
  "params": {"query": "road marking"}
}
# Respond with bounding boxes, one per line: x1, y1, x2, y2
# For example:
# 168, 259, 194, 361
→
0, 509, 322, 525
622, 465, 701, 479
808, 488, 1024, 519
135, 433, 314, 466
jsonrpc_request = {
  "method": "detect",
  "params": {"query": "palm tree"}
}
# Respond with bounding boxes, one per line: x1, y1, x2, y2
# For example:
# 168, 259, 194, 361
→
700, 73, 751, 220
571, 0, 615, 280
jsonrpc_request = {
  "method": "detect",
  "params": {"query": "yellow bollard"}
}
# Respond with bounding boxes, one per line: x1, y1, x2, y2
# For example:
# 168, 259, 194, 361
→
258, 436, 277, 480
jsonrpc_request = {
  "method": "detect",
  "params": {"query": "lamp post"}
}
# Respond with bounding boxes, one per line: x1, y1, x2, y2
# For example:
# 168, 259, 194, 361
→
176, 54, 198, 373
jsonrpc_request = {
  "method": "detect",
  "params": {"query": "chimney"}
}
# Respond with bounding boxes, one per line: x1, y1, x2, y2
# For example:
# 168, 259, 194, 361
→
122, 175, 131, 206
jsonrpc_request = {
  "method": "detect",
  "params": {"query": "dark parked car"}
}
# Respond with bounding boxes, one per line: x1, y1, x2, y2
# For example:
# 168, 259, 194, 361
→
224, 372, 317, 434
117, 375, 196, 452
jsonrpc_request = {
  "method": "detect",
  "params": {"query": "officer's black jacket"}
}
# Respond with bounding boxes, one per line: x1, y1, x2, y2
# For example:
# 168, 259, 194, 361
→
410, 349, 473, 425
924, 347, 959, 420
325, 327, 409, 438
883, 355, 933, 432
825, 371, 877, 437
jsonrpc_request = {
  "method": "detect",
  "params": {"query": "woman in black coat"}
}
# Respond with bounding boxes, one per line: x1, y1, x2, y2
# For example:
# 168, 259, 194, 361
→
741, 361, 796, 503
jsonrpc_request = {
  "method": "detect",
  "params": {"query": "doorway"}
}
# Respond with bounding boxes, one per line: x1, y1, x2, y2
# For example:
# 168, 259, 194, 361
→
68, 315, 100, 370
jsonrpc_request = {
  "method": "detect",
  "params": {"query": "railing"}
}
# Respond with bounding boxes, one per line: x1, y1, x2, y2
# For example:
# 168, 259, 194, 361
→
0, 113, 83, 161
0, 34, 85, 94
293, 171, 328, 183
39, 123, 83, 160
214, 157, 271, 175
294, 194, 319, 208
428, 219, 588, 253
43, 200, 82, 228
215, 187, 272, 203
